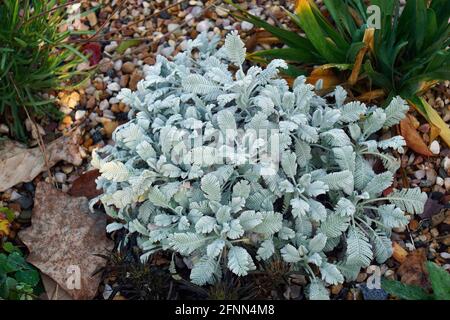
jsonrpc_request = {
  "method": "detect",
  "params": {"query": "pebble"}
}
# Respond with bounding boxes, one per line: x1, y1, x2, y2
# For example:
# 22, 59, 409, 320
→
104, 41, 118, 53
444, 178, 450, 191
443, 157, 450, 171
196, 20, 212, 32
430, 140, 440, 154
216, 7, 228, 17
414, 169, 426, 179
17, 194, 33, 210
441, 252, 450, 259
129, 71, 142, 90
359, 284, 388, 300
121, 62, 135, 74
120, 75, 129, 87
167, 23, 180, 33
436, 176, 444, 186
23, 182, 35, 193
86, 96, 96, 109
55, 172, 67, 184
61, 165, 74, 174
99, 59, 113, 73
114, 60, 123, 71
160, 46, 174, 57
0, 124, 9, 134
99, 99, 109, 110
75, 110, 86, 121
241, 21, 254, 31
107, 82, 121, 92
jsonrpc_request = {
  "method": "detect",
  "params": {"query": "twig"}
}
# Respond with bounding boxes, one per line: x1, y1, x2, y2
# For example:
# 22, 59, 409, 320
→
86, 0, 127, 42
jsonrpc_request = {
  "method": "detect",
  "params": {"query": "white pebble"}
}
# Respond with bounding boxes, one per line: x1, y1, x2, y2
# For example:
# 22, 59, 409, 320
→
107, 82, 121, 92
0, 124, 9, 134
443, 157, 450, 171
99, 99, 109, 110
104, 41, 118, 53
109, 97, 120, 104
114, 60, 123, 71
414, 169, 426, 180
103, 110, 116, 120
196, 20, 212, 32
436, 176, 444, 186
54, 172, 67, 184
167, 23, 179, 33
441, 252, 450, 259
74, 110, 86, 121
430, 140, 440, 154
241, 21, 254, 31
85, 86, 95, 95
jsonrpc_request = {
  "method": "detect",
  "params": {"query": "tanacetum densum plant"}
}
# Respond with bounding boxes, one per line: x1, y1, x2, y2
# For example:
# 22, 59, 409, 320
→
91, 32, 427, 300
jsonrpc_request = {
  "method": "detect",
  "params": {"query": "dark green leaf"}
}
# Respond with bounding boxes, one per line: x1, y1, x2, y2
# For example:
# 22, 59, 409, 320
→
381, 278, 433, 300
426, 262, 450, 300
15, 269, 40, 287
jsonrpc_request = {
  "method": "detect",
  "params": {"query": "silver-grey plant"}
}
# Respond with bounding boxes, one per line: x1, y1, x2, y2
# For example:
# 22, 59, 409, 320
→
91, 31, 427, 300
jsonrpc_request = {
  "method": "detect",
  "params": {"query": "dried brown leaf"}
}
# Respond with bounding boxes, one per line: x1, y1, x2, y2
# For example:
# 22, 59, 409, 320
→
400, 116, 433, 156
19, 182, 113, 300
0, 130, 83, 192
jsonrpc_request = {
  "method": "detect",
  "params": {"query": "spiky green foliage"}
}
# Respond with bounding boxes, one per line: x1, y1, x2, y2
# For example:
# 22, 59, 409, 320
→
227, 0, 450, 144
92, 32, 427, 300
0, 0, 90, 141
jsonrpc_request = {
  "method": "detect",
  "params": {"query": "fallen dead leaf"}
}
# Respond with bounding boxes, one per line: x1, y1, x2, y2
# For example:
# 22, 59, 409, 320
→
397, 248, 430, 289
0, 129, 83, 192
400, 116, 433, 156
19, 182, 113, 300
68, 169, 102, 199
306, 67, 340, 90
392, 242, 408, 263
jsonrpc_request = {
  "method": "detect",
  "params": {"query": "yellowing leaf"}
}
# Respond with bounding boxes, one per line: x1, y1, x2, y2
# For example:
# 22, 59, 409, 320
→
409, 98, 450, 147
348, 28, 374, 85
0, 218, 10, 236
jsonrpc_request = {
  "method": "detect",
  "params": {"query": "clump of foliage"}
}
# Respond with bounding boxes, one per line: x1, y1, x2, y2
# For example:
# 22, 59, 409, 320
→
227, 0, 450, 145
1, 207, 41, 300
0, 0, 89, 141
92, 32, 427, 300
382, 261, 450, 300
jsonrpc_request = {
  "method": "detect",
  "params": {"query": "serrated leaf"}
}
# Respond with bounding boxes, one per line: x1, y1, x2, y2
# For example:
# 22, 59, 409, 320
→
169, 232, 206, 255
320, 262, 344, 285
201, 174, 221, 202
207, 239, 225, 258
195, 216, 217, 234
227, 246, 254, 276
190, 255, 218, 285
252, 211, 283, 235
257, 239, 275, 260
346, 227, 373, 267
224, 30, 246, 66
387, 188, 427, 214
